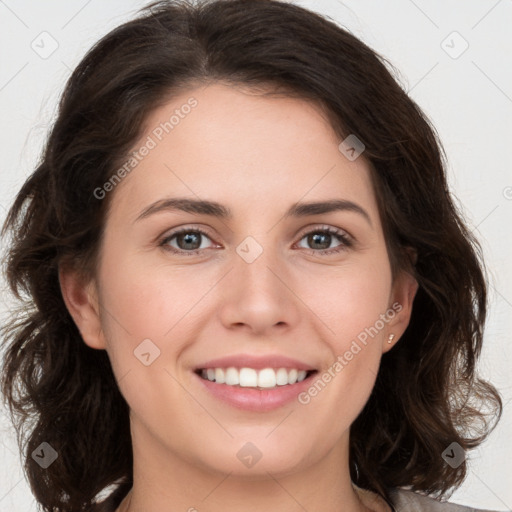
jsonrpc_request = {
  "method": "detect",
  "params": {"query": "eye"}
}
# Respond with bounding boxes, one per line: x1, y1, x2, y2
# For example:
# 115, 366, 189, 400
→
295, 226, 353, 255
159, 227, 215, 256
159, 225, 354, 256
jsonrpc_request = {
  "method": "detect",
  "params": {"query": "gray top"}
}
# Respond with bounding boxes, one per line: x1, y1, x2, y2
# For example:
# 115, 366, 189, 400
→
389, 488, 507, 512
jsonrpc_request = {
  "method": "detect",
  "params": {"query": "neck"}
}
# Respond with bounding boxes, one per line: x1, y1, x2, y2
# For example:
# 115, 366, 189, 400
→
114, 421, 390, 512
117, 414, 389, 512
118, 485, 388, 512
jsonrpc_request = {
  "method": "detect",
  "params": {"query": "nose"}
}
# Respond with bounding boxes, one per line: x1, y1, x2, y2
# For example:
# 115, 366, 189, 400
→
216, 237, 302, 335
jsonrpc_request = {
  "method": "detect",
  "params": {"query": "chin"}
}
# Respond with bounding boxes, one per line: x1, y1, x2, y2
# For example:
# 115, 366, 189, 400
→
195, 439, 311, 479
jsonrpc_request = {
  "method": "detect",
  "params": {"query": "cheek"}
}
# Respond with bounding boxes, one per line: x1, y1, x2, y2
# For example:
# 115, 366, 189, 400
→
335, 271, 392, 343
309, 260, 392, 416
97, 248, 222, 394
302, 256, 392, 345
99, 244, 210, 337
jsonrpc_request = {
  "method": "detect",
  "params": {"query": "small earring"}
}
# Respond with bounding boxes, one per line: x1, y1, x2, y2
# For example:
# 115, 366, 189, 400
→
387, 334, 395, 344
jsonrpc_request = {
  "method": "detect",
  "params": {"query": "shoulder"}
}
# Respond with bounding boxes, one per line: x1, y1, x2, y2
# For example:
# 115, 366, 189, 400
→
389, 488, 504, 512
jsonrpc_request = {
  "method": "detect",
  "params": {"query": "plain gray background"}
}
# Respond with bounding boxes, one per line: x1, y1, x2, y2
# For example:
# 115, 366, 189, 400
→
0, 0, 511, 510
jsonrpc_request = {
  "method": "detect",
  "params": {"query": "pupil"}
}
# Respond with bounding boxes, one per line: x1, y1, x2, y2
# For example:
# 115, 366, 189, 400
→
310, 232, 330, 250
179, 232, 200, 250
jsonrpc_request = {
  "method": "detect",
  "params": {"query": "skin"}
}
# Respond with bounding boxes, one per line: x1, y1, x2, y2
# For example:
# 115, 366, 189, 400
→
60, 82, 418, 512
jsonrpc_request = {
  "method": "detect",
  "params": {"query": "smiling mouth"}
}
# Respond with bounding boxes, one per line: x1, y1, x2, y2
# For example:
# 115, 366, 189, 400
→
194, 367, 318, 390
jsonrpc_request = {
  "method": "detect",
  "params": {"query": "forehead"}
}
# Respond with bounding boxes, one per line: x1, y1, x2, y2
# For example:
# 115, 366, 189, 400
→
108, 82, 378, 224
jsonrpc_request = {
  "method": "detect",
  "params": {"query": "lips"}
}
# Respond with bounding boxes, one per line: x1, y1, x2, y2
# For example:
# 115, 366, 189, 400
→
192, 353, 319, 411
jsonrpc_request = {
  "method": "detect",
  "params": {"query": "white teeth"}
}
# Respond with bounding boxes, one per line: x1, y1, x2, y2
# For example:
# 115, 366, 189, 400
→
214, 368, 225, 384
225, 367, 239, 385
199, 367, 312, 388
297, 370, 307, 382
276, 368, 289, 385
258, 368, 276, 388
239, 368, 258, 387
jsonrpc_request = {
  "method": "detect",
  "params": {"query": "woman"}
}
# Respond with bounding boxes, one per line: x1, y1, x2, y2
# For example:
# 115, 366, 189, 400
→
0, 1, 503, 511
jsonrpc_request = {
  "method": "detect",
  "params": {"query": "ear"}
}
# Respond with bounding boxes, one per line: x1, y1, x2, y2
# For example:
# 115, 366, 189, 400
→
382, 267, 418, 353
58, 264, 106, 350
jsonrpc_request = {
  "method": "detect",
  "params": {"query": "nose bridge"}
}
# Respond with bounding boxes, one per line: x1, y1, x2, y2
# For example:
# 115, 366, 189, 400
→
216, 231, 300, 332
233, 233, 282, 294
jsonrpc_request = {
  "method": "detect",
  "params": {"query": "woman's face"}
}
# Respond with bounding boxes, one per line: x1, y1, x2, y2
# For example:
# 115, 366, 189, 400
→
62, 82, 417, 479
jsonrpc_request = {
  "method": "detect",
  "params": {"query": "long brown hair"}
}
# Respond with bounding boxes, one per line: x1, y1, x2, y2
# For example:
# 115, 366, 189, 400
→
1, 0, 502, 510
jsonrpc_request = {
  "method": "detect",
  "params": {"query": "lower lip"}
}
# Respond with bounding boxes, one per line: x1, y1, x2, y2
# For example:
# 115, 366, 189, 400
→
194, 372, 316, 412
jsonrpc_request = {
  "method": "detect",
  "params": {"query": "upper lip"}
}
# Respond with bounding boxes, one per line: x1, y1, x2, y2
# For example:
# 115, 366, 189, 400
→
194, 354, 317, 371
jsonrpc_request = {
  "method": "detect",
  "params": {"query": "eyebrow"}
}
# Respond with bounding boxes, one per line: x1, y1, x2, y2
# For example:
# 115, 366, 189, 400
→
134, 197, 372, 227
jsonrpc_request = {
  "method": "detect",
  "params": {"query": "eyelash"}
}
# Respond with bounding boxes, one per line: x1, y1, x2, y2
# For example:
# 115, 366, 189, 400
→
158, 225, 354, 257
